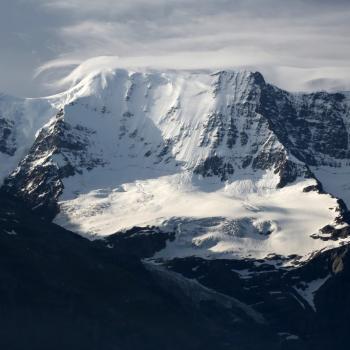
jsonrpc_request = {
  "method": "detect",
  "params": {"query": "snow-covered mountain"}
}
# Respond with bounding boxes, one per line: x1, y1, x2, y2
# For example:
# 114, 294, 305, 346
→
1, 63, 350, 265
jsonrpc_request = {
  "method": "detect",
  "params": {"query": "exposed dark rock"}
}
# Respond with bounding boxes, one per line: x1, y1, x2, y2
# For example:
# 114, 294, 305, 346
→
106, 226, 175, 259
252, 147, 285, 171
242, 155, 252, 168
303, 178, 324, 193
335, 198, 350, 224
194, 155, 234, 181
0, 118, 16, 156
240, 131, 248, 146
311, 224, 350, 241
200, 112, 225, 148
226, 118, 238, 148
276, 159, 309, 188
331, 248, 347, 274
259, 85, 350, 166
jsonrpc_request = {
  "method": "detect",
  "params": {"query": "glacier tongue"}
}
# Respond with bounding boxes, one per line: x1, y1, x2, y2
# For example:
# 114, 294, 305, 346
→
2, 65, 350, 262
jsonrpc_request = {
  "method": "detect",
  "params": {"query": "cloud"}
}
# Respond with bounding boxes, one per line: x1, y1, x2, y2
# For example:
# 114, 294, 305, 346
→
1, 0, 350, 96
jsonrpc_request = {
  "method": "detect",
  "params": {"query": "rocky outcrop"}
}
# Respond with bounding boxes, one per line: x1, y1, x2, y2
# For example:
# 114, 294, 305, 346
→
2, 109, 105, 218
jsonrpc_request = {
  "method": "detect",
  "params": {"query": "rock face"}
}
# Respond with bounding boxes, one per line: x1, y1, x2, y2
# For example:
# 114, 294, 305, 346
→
260, 86, 350, 166
2, 109, 105, 218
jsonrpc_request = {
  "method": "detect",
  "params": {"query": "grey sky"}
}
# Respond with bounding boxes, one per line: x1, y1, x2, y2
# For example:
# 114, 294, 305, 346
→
1, 0, 350, 97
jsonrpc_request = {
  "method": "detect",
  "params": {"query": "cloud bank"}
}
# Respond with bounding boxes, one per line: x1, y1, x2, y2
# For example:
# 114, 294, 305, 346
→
1, 0, 350, 96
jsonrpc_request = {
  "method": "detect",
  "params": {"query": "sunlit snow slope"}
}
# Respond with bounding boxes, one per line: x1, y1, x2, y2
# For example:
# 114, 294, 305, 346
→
2, 59, 350, 262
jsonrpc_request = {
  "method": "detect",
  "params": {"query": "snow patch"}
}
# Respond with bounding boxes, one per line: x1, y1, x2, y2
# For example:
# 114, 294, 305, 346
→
294, 275, 331, 311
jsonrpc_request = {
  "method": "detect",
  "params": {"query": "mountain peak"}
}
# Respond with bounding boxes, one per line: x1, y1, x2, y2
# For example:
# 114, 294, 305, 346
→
47, 56, 267, 100
1, 64, 350, 263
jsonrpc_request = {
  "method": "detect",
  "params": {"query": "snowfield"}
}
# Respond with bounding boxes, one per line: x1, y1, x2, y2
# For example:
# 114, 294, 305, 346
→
55, 173, 346, 261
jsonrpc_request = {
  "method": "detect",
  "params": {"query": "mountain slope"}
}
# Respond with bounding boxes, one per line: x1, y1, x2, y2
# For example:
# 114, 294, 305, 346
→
1, 65, 350, 263
2, 192, 350, 350
2, 62, 350, 349
0, 193, 283, 350
0, 93, 56, 182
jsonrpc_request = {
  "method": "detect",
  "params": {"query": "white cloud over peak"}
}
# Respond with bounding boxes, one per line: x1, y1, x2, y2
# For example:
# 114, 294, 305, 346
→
1, 0, 350, 96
